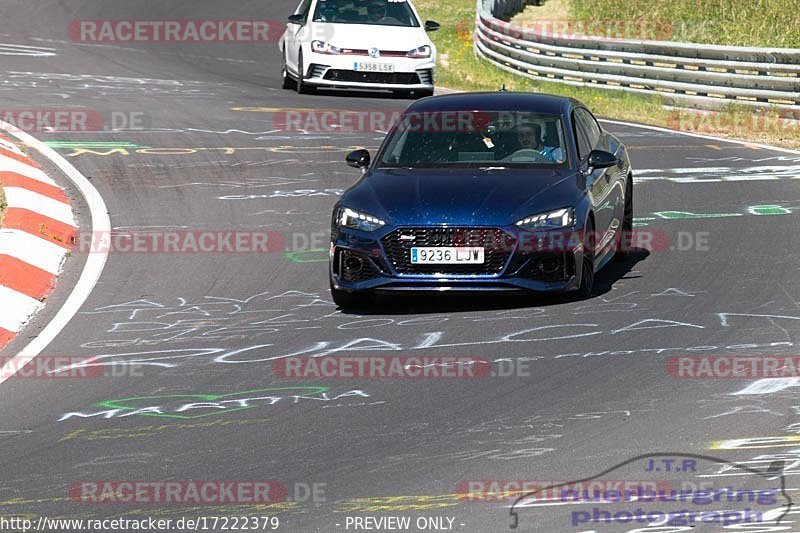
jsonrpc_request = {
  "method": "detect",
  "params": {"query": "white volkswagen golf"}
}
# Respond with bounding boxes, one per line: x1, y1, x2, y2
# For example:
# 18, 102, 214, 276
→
279, 0, 439, 97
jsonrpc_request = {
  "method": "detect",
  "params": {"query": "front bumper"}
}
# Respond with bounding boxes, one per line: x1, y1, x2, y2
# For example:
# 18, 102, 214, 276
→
330, 225, 584, 294
303, 53, 435, 91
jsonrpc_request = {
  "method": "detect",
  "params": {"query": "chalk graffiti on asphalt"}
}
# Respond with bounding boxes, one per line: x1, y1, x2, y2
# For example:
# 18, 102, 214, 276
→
59, 418, 274, 442
58, 387, 373, 421
76, 288, 716, 348
218, 189, 343, 200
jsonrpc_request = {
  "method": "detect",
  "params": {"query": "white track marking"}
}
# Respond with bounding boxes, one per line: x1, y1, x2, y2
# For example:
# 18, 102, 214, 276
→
0, 43, 56, 57
599, 118, 800, 155
633, 165, 800, 183
732, 378, 800, 395
637, 165, 800, 174
4, 187, 76, 225
0, 122, 109, 385
0, 286, 43, 333
0, 229, 69, 274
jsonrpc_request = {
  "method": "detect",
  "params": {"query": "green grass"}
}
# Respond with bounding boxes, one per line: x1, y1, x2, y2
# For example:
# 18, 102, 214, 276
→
414, 0, 800, 149
567, 0, 800, 48
0, 184, 6, 228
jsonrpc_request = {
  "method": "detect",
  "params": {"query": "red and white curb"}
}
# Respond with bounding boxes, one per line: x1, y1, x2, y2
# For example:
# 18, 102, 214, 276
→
0, 134, 76, 350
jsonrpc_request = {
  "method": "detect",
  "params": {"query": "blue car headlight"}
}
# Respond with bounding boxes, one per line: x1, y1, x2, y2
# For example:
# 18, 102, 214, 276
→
338, 207, 386, 232
515, 207, 575, 230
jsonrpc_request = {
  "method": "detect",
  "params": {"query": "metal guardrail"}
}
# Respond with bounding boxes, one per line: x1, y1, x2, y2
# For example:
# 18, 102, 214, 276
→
474, 0, 800, 110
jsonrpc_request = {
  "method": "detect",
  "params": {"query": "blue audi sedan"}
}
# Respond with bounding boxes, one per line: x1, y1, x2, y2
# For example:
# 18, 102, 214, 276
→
329, 92, 633, 307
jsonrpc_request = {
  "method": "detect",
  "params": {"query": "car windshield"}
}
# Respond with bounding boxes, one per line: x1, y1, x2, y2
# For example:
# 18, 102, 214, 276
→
378, 111, 568, 168
312, 0, 420, 27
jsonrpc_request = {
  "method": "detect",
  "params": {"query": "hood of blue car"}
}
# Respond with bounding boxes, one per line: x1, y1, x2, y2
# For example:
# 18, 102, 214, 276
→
341, 167, 584, 226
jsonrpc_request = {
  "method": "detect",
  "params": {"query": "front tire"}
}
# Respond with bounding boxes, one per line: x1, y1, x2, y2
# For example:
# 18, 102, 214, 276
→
281, 50, 294, 90
296, 51, 314, 95
576, 220, 595, 299
330, 281, 370, 309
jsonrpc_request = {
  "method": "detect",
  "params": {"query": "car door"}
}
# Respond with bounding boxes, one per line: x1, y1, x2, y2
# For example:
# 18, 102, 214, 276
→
285, 0, 313, 75
573, 107, 616, 257
591, 110, 628, 245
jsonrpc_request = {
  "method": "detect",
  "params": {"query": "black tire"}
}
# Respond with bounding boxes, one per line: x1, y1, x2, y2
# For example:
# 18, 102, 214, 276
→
576, 220, 595, 299
330, 281, 370, 309
296, 51, 314, 95
615, 176, 633, 261
281, 50, 294, 90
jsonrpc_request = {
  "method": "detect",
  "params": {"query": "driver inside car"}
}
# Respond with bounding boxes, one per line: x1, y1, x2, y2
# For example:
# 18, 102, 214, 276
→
367, 2, 389, 22
517, 122, 563, 162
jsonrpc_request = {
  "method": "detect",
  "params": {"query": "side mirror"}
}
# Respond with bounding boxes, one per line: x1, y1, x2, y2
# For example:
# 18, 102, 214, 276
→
287, 14, 305, 25
424, 20, 441, 32
346, 149, 371, 169
587, 149, 617, 170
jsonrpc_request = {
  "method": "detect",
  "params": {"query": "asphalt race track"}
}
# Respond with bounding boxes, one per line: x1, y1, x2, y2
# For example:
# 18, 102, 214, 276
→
2, 1, 800, 532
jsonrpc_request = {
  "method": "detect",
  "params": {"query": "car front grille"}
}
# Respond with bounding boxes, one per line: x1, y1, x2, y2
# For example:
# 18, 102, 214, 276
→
381, 227, 514, 275
335, 49, 408, 57
323, 70, 421, 85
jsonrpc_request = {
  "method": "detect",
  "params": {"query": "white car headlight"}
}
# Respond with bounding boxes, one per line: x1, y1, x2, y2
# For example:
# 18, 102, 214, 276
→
406, 45, 431, 58
338, 207, 386, 232
311, 40, 343, 55
515, 207, 575, 230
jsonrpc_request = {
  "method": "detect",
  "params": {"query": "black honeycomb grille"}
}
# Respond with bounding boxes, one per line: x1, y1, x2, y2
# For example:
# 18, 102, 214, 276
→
381, 227, 515, 275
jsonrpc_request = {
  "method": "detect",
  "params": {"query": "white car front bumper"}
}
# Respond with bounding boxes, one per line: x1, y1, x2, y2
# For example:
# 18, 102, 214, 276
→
303, 52, 435, 91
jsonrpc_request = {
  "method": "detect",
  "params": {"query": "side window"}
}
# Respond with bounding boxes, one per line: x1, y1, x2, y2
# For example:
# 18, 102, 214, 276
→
296, 0, 312, 18
576, 108, 601, 149
572, 111, 591, 161
586, 108, 602, 140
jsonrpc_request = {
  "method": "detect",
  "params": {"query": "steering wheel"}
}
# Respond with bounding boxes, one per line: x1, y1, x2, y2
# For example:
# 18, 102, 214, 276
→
502, 148, 550, 163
